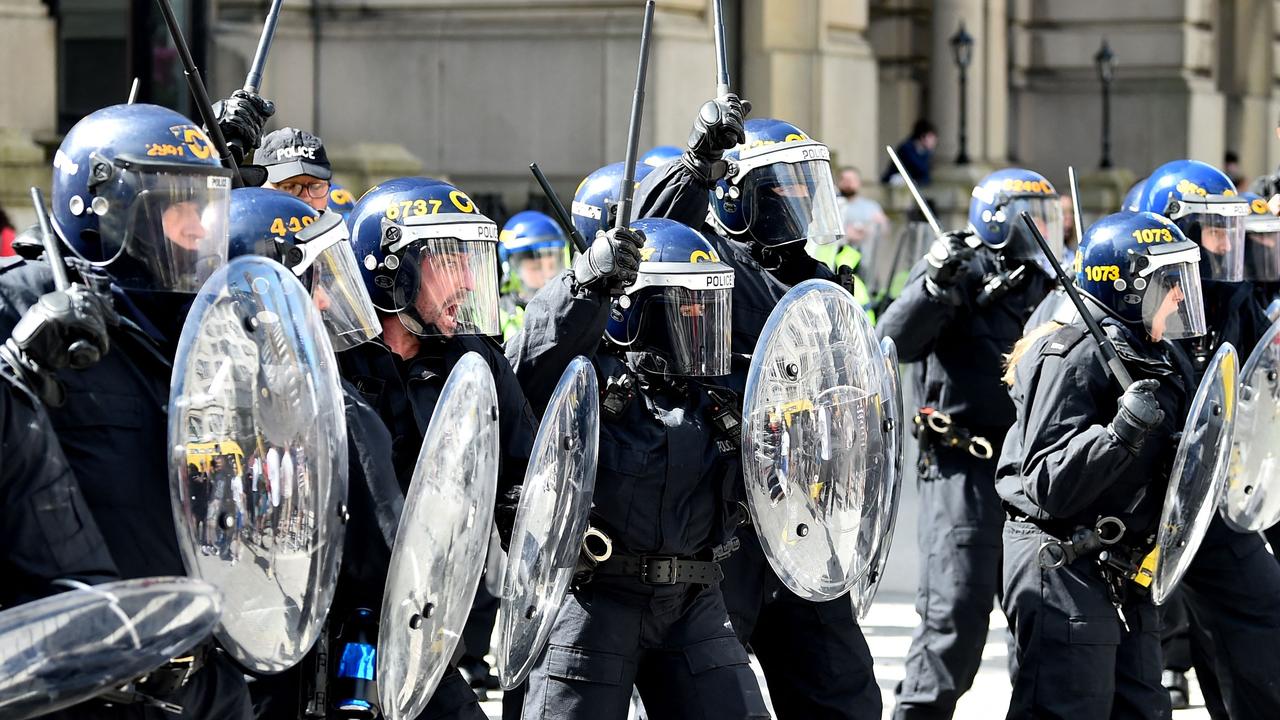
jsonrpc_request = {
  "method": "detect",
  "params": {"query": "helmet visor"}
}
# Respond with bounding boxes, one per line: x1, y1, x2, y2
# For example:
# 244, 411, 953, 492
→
90, 157, 232, 292
742, 160, 843, 247
1000, 196, 1064, 268
1171, 196, 1248, 282
1245, 216, 1280, 282
1141, 260, 1207, 341
509, 246, 566, 298
303, 224, 381, 351
393, 239, 500, 338
639, 286, 732, 376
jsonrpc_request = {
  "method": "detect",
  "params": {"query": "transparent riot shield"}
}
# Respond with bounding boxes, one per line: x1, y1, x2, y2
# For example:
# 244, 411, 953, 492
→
1222, 319, 1280, 532
378, 352, 499, 720
168, 255, 348, 673
1152, 343, 1239, 605
0, 577, 221, 719
741, 279, 897, 601
495, 356, 600, 690
850, 336, 904, 617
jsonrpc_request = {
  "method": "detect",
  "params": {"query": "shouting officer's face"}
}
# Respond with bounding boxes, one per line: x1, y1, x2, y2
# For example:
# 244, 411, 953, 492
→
415, 250, 475, 336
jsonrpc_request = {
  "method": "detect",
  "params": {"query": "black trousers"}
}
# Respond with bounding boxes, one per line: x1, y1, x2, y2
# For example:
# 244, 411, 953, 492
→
893, 447, 1003, 720
1002, 521, 1168, 720
720, 528, 882, 720
519, 576, 768, 720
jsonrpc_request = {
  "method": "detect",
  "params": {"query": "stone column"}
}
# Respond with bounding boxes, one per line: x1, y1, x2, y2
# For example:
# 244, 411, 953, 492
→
0, 0, 57, 227
1220, 0, 1277, 182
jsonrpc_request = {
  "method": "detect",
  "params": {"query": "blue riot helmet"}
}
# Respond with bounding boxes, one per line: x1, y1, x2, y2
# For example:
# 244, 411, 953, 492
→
1121, 178, 1147, 212
640, 145, 683, 168
52, 103, 233, 293
1076, 211, 1206, 342
499, 210, 567, 301
967, 168, 1063, 271
1240, 192, 1280, 282
227, 188, 380, 350
710, 118, 843, 248
327, 183, 357, 220
349, 177, 501, 338
571, 162, 656, 241
1133, 159, 1249, 282
605, 218, 734, 377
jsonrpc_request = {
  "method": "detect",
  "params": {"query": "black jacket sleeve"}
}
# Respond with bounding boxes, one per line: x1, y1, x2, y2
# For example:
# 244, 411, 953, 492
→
876, 258, 963, 362
1003, 333, 1139, 518
634, 160, 714, 228
505, 270, 611, 416
0, 373, 119, 606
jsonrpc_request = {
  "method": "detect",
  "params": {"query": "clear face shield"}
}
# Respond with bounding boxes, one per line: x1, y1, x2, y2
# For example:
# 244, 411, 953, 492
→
995, 195, 1064, 270
288, 211, 381, 351
1137, 243, 1208, 342
1245, 214, 1280, 282
1168, 195, 1248, 282
509, 245, 566, 299
735, 142, 843, 247
384, 214, 501, 338
623, 264, 735, 376
84, 154, 232, 293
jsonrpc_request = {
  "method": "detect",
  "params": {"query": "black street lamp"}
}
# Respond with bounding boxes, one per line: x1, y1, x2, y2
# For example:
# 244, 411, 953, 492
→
1095, 38, 1116, 169
950, 21, 975, 165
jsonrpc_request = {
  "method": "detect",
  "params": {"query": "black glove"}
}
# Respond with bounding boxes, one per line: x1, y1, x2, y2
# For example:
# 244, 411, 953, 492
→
214, 90, 275, 166
1108, 378, 1165, 454
0, 283, 118, 407
681, 94, 751, 184
494, 485, 521, 553
572, 227, 645, 295
923, 231, 976, 305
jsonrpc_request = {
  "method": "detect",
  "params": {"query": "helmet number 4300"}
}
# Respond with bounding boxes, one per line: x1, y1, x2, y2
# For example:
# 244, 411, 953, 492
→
271, 216, 315, 236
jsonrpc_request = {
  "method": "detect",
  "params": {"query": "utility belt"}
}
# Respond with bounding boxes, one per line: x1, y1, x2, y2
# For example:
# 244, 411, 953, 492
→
913, 407, 994, 460
1010, 509, 1158, 605
96, 641, 212, 714
574, 525, 735, 587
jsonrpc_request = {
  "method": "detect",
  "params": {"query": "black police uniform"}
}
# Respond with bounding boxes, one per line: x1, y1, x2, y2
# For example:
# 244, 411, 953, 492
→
633, 160, 883, 720
877, 251, 1052, 719
338, 330, 538, 720
0, 257, 253, 720
998, 317, 1189, 720
0, 366, 118, 607
505, 270, 769, 720
1168, 281, 1280, 720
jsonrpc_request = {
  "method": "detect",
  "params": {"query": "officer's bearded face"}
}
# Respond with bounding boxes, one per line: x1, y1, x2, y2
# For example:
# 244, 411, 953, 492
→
1200, 225, 1231, 255
415, 251, 474, 336
161, 200, 208, 251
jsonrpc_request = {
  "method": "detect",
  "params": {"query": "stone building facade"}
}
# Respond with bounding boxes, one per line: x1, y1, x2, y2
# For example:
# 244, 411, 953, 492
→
4, 0, 1280, 229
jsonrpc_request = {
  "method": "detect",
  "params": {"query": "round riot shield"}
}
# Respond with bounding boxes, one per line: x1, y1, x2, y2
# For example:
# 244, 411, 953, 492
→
168, 255, 348, 673
495, 356, 600, 690
741, 279, 896, 601
379, 352, 499, 720
0, 577, 221, 719
1152, 342, 1239, 605
849, 336, 904, 618
1222, 318, 1280, 532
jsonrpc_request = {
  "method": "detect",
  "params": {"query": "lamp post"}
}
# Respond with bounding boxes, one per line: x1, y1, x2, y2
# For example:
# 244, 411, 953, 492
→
1095, 39, 1116, 169
950, 22, 974, 165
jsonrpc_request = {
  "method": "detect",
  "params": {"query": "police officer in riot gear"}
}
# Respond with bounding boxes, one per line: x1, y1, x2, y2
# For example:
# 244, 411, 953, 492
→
215, 186, 405, 719
998, 211, 1201, 719
0, 103, 252, 718
497, 210, 569, 341
1133, 160, 1280, 719
507, 215, 769, 720
633, 100, 882, 719
341, 176, 540, 720
879, 168, 1061, 719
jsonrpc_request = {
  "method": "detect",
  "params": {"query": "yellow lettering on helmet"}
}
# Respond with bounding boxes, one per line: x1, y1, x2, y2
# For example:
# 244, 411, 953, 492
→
449, 190, 476, 213
690, 250, 712, 263
1252, 198, 1270, 214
